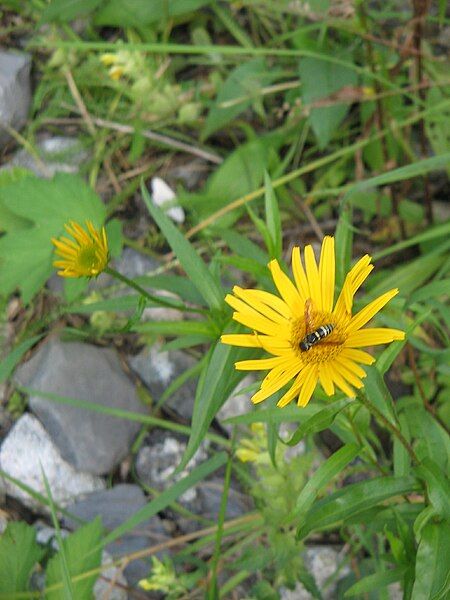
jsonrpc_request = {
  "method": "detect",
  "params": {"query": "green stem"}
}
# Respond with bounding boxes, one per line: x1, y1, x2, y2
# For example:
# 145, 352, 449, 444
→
357, 391, 419, 465
104, 265, 204, 315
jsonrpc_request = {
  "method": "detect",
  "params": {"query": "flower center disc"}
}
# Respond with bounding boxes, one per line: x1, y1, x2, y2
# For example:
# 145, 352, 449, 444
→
290, 306, 347, 363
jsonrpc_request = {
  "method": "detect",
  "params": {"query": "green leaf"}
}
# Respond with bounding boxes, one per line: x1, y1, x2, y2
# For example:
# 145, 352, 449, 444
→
264, 171, 282, 260
203, 58, 273, 139
41, 0, 103, 21
95, 0, 213, 26
345, 566, 407, 597
334, 195, 353, 290
408, 279, 450, 304
0, 167, 33, 232
0, 334, 44, 383
177, 339, 253, 472
141, 183, 224, 312
291, 444, 360, 521
299, 52, 358, 149
287, 398, 354, 446
45, 518, 103, 600
363, 366, 398, 426
133, 319, 217, 338
0, 173, 105, 303
296, 476, 420, 539
0, 522, 44, 594
411, 521, 450, 600
214, 227, 268, 265
415, 458, 450, 521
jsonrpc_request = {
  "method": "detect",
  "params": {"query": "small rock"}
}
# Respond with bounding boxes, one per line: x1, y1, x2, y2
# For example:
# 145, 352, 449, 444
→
217, 375, 254, 433
15, 338, 148, 475
63, 484, 169, 586
4, 136, 88, 178
136, 435, 209, 502
128, 343, 197, 420
280, 545, 350, 600
150, 177, 185, 224
94, 551, 128, 600
0, 51, 31, 147
113, 247, 159, 279
0, 414, 105, 512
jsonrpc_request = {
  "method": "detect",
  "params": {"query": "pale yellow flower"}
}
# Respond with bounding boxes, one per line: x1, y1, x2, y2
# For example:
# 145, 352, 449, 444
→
222, 236, 404, 408
52, 220, 109, 278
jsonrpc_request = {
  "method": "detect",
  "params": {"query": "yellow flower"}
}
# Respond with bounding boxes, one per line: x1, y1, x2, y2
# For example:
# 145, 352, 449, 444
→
100, 53, 118, 66
221, 236, 404, 408
52, 220, 109, 278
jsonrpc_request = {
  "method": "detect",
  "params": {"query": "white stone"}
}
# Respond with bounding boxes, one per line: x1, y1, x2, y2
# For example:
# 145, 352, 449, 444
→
0, 414, 105, 512
150, 177, 185, 223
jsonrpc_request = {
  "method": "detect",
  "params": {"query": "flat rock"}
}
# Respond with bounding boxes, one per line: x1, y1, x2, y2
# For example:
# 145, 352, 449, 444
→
128, 343, 197, 420
216, 375, 254, 433
0, 414, 104, 512
4, 136, 88, 178
0, 51, 31, 147
15, 338, 148, 475
280, 545, 350, 600
63, 484, 169, 586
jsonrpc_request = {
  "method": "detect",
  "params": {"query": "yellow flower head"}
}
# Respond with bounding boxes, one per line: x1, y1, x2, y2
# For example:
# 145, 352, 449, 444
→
221, 236, 404, 408
52, 220, 109, 278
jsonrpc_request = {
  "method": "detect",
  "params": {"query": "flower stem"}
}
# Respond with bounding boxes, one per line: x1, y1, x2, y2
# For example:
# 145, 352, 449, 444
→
357, 390, 419, 464
104, 266, 203, 314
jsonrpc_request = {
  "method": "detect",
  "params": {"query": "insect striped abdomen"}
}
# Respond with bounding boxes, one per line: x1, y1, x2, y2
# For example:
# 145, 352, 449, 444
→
300, 324, 334, 351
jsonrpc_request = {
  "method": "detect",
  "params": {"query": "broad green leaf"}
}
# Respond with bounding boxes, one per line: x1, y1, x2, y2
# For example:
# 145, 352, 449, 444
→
345, 566, 407, 597
362, 366, 398, 426
287, 398, 353, 446
177, 339, 253, 472
214, 227, 268, 266
402, 406, 450, 472
0, 522, 44, 594
95, 0, 212, 26
334, 195, 353, 290
411, 521, 450, 600
41, 0, 103, 21
264, 171, 282, 260
0, 334, 44, 383
415, 458, 450, 521
45, 518, 103, 600
0, 167, 33, 232
296, 476, 420, 539
299, 52, 358, 149
141, 183, 224, 311
203, 58, 273, 139
291, 444, 360, 521
0, 173, 105, 303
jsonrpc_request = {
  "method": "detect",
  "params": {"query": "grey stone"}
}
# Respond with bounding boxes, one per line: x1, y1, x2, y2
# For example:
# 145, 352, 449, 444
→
94, 551, 128, 600
280, 545, 350, 600
135, 435, 209, 503
167, 159, 208, 190
4, 136, 88, 178
217, 375, 254, 433
0, 414, 105, 512
0, 51, 31, 147
15, 338, 148, 475
63, 484, 169, 586
128, 343, 197, 420
113, 247, 159, 279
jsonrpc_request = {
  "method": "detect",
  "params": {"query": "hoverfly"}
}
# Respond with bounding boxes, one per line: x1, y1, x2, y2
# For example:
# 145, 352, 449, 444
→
299, 298, 334, 351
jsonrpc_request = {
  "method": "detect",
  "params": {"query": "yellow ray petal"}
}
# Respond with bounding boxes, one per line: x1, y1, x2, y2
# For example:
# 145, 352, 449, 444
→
252, 363, 302, 404
268, 259, 303, 314
233, 287, 291, 319
319, 236, 335, 313
225, 294, 287, 325
333, 359, 365, 388
235, 356, 288, 371
335, 356, 367, 379
232, 312, 290, 337
260, 358, 301, 389
277, 369, 306, 407
291, 247, 310, 301
304, 245, 321, 310
334, 255, 372, 318
221, 334, 261, 347
346, 328, 405, 347
318, 363, 335, 396
297, 364, 318, 406
330, 369, 356, 397
340, 348, 375, 365
347, 289, 399, 333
